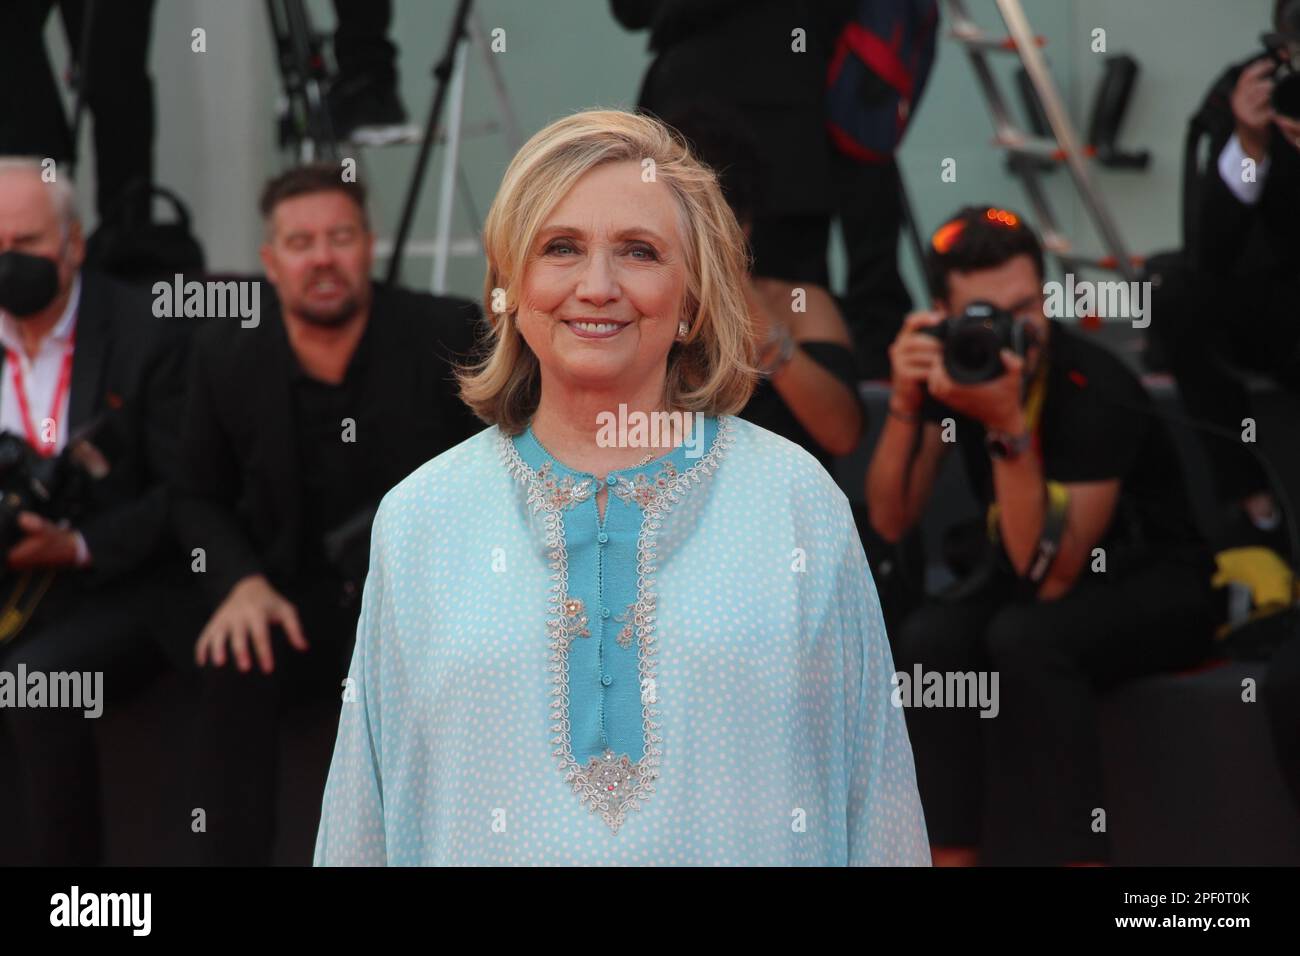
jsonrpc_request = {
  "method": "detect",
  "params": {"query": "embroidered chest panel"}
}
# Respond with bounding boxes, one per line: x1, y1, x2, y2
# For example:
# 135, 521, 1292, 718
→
498, 417, 733, 832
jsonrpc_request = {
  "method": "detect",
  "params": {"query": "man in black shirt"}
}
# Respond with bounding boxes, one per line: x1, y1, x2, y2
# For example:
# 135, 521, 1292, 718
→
866, 206, 1215, 866
174, 164, 482, 864
1150, 0, 1300, 543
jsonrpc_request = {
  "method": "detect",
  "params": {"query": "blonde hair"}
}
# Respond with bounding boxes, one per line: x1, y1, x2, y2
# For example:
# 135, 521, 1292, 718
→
457, 108, 758, 433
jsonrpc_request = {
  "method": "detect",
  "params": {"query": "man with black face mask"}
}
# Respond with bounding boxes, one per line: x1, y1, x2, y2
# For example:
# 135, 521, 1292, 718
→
0, 157, 189, 865
175, 164, 482, 865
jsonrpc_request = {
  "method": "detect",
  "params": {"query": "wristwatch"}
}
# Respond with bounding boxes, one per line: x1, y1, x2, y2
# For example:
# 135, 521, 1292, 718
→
758, 325, 796, 377
984, 429, 1032, 460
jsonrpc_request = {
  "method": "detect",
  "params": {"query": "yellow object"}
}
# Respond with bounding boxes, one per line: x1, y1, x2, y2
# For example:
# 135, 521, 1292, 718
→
1211, 546, 1297, 609
987, 480, 1070, 542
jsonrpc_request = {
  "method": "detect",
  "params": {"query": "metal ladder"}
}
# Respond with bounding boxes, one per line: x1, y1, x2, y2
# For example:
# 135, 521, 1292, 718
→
265, 0, 520, 294
377, 4, 522, 293
946, 0, 1140, 281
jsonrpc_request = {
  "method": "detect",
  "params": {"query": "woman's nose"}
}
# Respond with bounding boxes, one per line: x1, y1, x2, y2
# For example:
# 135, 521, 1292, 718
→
575, 249, 620, 304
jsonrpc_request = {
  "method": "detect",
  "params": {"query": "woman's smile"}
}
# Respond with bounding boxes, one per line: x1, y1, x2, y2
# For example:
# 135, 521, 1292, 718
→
562, 317, 631, 339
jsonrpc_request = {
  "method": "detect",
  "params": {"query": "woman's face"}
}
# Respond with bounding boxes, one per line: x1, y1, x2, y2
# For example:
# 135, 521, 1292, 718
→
516, 159, 688, 402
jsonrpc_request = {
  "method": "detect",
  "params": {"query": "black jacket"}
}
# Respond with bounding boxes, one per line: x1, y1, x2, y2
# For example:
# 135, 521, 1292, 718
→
1, 269, 188, 586
1192, 54, 1300, 276
612, 0, 855, 218
172, 283, 485, 605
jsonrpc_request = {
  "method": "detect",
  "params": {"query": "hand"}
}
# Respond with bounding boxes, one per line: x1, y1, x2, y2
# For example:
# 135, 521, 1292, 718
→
927, 348, 1027, 434
195, 574, 308, 674
6, 512, 81, 569
887, 310, 945, 414
1274, 113, 1300, 153
1231, 58, 1277, 160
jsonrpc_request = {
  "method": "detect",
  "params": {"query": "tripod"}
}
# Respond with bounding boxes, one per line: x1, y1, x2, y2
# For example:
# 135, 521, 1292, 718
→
264, 0, 519, 294
265, 0, 339, 162
380, 0, 521, 291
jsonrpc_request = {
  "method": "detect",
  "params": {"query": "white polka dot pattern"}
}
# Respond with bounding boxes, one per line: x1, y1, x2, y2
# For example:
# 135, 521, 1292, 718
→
312, 416, 931, 865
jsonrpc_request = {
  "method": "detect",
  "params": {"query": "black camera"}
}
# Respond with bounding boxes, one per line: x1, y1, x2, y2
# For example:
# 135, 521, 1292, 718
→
1264, 31, 1300, 121
918, 301, 1038, 385
0, 430, 102, 556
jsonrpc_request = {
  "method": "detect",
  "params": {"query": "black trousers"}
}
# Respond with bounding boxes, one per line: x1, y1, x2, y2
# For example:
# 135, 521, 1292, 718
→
0, 0, 157, 221
891, 550, 1215, 865
1264, 632, 1300, 814
1150, 263, 1300, 503
185, 574, 359, 866
747, 153, 912, 382
332, 0, 397, 88
0, 568, 191, 866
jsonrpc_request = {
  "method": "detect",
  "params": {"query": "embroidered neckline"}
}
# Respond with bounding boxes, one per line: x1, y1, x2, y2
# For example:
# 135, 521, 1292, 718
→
498, 415, 736, 832
516, 417, 709, 499
532, 461, 593, 512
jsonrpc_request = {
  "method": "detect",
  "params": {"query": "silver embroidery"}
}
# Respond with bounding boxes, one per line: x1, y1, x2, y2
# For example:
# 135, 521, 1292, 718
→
534, 461, 593, 511
611, 459, 679, 510
562, 596, 591, 639
612, 601, 637, 649
497, 417, 736, 833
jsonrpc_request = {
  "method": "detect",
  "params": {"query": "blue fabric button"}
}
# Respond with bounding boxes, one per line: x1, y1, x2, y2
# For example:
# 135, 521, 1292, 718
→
601, 675, 613, 686
597, 532, 609, 544
607, 475, 618, 485
601, 606, 611, 618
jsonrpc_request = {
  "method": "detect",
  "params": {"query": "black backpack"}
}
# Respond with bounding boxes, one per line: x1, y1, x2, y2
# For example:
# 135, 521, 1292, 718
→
84, 181, 206, 284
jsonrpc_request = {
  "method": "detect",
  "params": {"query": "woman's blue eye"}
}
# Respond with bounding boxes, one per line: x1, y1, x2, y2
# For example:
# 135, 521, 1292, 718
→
543, 240, 656, 260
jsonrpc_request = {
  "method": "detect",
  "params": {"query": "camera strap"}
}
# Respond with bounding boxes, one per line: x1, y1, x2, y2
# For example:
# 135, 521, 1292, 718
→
1021, 347, 1049, 456
986, 481, 1071, 590
984, 353, 1069, 589
0, 569, 58, 644
6, 328, 76, 458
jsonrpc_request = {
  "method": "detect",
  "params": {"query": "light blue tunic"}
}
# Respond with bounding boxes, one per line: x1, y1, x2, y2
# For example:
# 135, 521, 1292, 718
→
313, 415, 930, 865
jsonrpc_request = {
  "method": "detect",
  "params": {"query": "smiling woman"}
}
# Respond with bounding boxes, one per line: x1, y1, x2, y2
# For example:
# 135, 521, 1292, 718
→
312, 108, 930, 866
460, 108, 757, 448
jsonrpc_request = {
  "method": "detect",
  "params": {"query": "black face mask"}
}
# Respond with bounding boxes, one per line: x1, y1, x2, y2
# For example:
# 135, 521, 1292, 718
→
0, 251, 60, 318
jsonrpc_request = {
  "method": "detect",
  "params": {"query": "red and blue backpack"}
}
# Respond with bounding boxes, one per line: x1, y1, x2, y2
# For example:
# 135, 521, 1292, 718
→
826, 0, 940, 163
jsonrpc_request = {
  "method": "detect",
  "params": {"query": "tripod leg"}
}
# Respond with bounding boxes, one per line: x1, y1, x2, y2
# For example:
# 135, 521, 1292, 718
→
386, 0, 474, 286
430, 38, 467, 294
280, 0, 338, 161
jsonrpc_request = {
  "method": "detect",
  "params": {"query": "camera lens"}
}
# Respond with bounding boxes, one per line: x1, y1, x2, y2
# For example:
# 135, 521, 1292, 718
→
947, 320, 1005, 384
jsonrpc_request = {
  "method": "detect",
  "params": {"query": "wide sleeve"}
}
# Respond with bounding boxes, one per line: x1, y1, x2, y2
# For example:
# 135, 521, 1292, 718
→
313, 502, 392, 866
835, 515, 931, 866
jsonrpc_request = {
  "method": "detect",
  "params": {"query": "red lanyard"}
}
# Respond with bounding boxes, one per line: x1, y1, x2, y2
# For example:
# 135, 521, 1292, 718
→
7, 330, 75, 458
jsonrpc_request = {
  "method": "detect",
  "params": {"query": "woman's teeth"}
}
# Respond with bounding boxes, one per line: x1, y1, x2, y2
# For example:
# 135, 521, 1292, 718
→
571, 322, 622, 333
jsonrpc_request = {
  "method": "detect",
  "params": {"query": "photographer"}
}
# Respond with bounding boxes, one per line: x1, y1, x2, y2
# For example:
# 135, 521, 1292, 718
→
0, 157, 189, 865
175, 164, 482, 865
1150, 0, 1300, 544
663, 103, 864, 472
865, 206, 1215, 866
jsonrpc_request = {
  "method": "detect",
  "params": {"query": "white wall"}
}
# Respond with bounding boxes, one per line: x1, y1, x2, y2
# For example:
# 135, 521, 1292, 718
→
45, 0, 1277, 300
